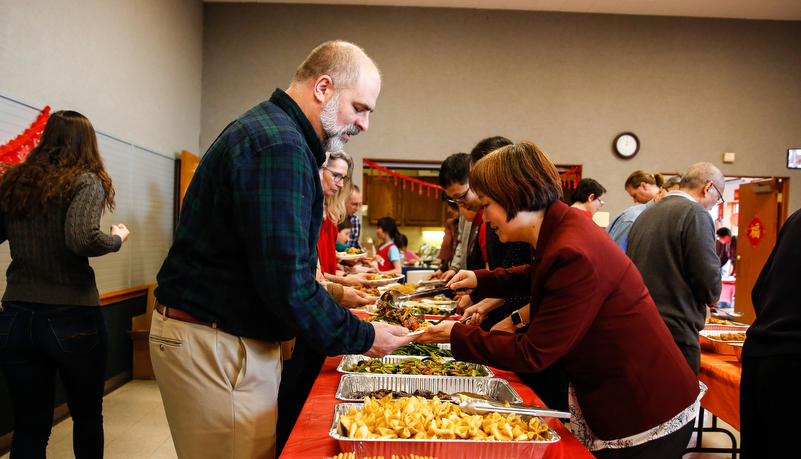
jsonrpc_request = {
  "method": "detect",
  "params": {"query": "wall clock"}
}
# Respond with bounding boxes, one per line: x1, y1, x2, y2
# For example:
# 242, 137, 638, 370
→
613, 132, 640, 159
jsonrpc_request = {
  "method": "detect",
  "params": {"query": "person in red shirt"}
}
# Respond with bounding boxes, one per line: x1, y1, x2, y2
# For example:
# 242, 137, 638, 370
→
317, 150, 352, 275
374, 216, 403, 273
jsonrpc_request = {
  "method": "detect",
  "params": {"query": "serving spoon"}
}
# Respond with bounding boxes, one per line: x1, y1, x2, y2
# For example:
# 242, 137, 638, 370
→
455, 397, 571, 419
379, 285, 456, 308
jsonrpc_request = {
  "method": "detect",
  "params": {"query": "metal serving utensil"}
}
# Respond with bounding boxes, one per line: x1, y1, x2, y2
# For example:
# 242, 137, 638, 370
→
456, 397, 571, 419
430, 308, 455, 325
379, 286, 455, 308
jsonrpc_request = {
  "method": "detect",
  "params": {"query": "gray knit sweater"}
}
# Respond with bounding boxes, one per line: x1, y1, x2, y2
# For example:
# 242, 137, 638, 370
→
626, 193, 722, 352
0, 172, 122, 306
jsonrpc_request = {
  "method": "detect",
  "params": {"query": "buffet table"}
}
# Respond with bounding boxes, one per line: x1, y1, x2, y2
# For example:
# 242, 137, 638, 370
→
698, 350, 742, 431
684, 350, 741, 456
279, 355, 594, 458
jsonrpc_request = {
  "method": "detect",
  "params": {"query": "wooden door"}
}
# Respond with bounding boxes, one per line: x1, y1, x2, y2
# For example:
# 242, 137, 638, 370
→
402, 177, 446, 226
179, 150, 200, 212
734, 178, 789, 324
363, 174, 401, 224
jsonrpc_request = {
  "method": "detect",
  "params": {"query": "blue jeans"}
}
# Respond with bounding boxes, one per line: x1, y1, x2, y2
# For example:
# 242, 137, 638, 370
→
0, 302, 107, 459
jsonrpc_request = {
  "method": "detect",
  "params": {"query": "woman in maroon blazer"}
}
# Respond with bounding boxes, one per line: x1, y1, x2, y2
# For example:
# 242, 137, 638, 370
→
420, 141, 701, 458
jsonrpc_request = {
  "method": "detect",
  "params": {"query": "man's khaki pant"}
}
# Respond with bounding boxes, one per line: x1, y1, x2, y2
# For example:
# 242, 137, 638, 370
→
149, 309, 282, 459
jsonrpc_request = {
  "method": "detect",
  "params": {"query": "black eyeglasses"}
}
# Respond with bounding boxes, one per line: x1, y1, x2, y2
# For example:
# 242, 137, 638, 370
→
323, 166, 350, 184
447, 185, 471, 204
707, 180, 724, 205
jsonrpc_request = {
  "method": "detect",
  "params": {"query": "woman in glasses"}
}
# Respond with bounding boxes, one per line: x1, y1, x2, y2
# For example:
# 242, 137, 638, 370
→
317, 150, 353, 275
420, 141, 701, 458
569, 178, 607, 218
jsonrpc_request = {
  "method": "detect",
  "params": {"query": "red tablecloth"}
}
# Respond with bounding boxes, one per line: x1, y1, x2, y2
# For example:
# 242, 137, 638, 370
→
698, 350, 741, 431
278, 356, 594, 458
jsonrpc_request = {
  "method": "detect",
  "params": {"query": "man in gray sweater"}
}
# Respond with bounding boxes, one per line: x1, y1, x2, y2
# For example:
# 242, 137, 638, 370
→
627, 162, 724, 374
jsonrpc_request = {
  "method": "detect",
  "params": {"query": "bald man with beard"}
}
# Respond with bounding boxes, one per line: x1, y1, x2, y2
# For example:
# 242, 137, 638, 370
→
150, 41, 414, 459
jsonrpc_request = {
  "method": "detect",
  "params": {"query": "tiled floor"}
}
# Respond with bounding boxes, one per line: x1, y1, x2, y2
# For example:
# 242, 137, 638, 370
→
0, 380, 177, 459
1, 379, 740, 458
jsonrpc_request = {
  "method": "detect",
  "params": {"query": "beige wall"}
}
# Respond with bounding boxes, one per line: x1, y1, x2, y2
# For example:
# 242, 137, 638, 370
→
202, 3, 801, 219
0, 0, 204, 156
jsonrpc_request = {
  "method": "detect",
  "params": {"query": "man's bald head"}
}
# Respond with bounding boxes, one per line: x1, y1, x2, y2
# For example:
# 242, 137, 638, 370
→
291, 40, 381, 91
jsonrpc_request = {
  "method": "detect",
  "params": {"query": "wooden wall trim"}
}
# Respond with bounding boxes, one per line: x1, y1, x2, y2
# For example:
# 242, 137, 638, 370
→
100, 285, 148, 306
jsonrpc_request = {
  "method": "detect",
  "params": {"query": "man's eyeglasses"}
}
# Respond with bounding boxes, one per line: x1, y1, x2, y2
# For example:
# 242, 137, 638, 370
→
707, 180, 725, 205
447, 185, 471, 204
323, 166, 350, 184
595, 198, 605, 206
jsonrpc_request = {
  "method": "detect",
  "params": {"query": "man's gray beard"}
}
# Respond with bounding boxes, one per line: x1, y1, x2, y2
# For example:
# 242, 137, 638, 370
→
320, 94, 358, 152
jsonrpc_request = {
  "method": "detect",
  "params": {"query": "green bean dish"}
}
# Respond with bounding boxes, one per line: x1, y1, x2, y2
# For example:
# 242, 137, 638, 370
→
346, 357, 485, 377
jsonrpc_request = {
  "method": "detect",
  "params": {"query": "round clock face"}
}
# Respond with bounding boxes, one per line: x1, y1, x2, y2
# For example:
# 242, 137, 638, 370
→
614, 133, 639, 158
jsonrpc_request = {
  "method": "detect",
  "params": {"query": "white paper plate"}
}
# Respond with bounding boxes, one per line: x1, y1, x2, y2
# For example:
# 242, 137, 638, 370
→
366, 274, 405, 285
337, 252, 367, 261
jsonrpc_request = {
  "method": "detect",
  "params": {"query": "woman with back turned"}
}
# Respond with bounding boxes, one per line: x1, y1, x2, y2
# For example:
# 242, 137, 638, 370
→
0, 110, 129, 458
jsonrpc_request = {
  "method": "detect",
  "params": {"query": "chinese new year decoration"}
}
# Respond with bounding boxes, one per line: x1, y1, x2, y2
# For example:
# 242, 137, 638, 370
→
0, 105, 51, 174
363, 160, 583, 200
363, 159, 444, 198
746, 215, 766, 249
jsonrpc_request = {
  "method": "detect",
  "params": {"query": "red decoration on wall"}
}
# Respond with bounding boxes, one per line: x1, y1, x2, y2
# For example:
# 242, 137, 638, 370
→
0, 106, 51, 173
560, 166, 582, 189
746, 216, 766, 249
362, 160, 584, 201
363, 159, 443, 200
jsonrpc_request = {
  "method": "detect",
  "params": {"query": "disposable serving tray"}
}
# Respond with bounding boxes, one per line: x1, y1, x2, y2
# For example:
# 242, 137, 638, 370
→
337, 355, 494, 378
335, 374, 523, 404
703, 323, 748, 332
729, 342, 744, 362
699, 329, 745, 355
329, 402, 560, 459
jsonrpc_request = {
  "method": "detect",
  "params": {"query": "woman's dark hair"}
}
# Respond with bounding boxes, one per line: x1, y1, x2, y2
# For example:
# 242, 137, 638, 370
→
470, 136, 513, 164
376, 216, 404, 249
0, 110, 115, 218
570, 178, 607, 204
470, 141, 563, 221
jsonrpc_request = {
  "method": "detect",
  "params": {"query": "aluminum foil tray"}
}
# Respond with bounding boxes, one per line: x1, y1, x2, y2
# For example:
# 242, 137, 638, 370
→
700, 330, 745, 355
703, 323, 748, 332
329, 402, 560, 459
337, 355, 494, 378
335, 374, 523, 404
730, 342, 744, 362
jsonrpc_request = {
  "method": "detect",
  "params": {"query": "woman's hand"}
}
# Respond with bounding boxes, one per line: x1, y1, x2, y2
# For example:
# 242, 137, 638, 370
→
455, 295, 473, 315
346, 273, 382, 288
111, 223, 130, 243
462, 302, 485, 326
463, 298, 505, 325
447, 270, 476, 294
339, 287, 372, 308
416, 321, 456, 344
